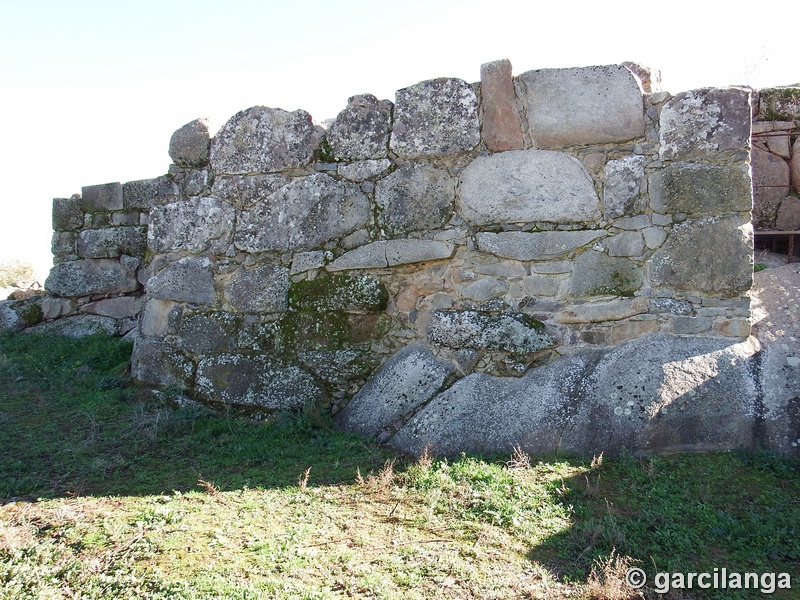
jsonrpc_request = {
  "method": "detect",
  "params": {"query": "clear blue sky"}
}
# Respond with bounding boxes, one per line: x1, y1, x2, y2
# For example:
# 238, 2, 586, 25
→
1, 0, 795, 278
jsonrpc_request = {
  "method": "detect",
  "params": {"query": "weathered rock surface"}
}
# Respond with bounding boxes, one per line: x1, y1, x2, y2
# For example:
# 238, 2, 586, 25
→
480, 59, 524, 151
176, 311, 241, 355
225, 266, 289, 313
568, 250, 643, 297
650, 163, 752, 215
210, 106, 320, 174
123, 177, 180, 209
776, 197, 800, 231
131, 338, 194, 388
427, 310, 554, 353
390, 352, 598, 455
376, 162, 456, 235
758, 87, 800, 121
0, 301, 25, 332
338, 159, 392, 182
169, 118, 213, 167
81, 296, 138, 318
659, 88, 751, 162
515, 65, 645, 147
751, 263, 800, 452
82, 182, 123, 212
235, 174, 370, 252
650, 217, 753, 297
556, 298, 648, 324
211, 174, 290, 209
604, 231, 645, 257
77, 226, 147, 259
390, 78, 480, 158
140, 299, 181, 337
195, 354, 323, 409
604, 155, 645, 219
458, 151, 600, 225
561, 335, 760, 454
476, 230, 604, 261
46, 259, 138, 297
326, 94, 392, 160
146, 256, 216, 304
334, 343, 454, 437
290, 274, 387, 312
24, 315, 118, 338
389, 335, 762, 456
149, 197, 234, 254
327, 240, 455, 271
792, 137, 800, 194
53, 197, 84, 231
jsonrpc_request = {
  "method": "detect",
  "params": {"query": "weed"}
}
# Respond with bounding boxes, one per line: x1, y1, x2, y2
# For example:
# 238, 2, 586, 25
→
506, 445, 532, 469
297, 467, 311, 492
586, 549, 642, 600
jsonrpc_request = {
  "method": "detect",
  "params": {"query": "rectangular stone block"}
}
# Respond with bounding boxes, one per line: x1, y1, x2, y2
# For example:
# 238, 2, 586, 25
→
671, 316, 712, 335
82, 182, 123, 212
52, 197, 83, 231
650, 163, 752, 215
611, 319, 661, 343
123, 177, 181, 210
515, 65, 645, 148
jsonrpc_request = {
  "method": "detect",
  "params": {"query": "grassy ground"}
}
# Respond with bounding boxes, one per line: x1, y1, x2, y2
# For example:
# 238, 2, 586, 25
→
0, 333, 798, 599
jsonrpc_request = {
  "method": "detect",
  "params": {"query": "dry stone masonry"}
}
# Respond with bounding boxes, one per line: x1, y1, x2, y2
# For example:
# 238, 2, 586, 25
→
8, 59, 799, 456
750, 87, 800, 230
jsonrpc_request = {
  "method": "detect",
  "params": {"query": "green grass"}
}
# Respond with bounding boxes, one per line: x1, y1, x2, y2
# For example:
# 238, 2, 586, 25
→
1, 333, 798, 599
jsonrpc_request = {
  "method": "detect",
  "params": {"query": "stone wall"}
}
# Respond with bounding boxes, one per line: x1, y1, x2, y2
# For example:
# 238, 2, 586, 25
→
751, 87, 800, 230
12, 59, 795, 457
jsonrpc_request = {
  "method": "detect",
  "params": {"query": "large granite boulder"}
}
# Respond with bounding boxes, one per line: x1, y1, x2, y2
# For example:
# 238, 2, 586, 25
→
210, 106, 321, 174
45, 259, 139, 297
334, 343, 454, 437
650, 163, 752, 215
146, 256, 217, 305
169, 118, 214, 167
195, 354, 324, 409
458, 150, 600, 225
375, 162, 456, 235
649, 216, 753, 296
515, 65, 645, 148
149, 197, 234, 255
326, 94, 392, 160
659, 88, 751, 162
389, 335, 762, 457
235, 174, 370, 252
389, 78, 480, 158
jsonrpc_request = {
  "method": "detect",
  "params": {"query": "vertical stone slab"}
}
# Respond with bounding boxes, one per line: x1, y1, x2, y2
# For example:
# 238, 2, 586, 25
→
480, 59, 524, 151
515, 65, 645, 148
